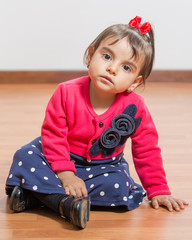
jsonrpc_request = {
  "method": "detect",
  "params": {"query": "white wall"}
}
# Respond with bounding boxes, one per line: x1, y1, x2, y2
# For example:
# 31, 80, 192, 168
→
0, 0, 191, 70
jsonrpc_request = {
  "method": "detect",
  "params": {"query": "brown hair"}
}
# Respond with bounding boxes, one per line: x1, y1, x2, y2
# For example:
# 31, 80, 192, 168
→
84, 23, 155, 82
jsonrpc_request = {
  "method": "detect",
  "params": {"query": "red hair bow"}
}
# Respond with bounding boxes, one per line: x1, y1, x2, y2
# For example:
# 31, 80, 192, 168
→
129, 16, 151, 34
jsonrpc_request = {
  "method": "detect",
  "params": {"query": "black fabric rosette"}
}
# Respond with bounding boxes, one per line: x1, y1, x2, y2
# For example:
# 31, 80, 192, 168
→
100, 127, 121, 149
89, 128, 121, 157
89, 104, 141, 157
112, 114, 136, 146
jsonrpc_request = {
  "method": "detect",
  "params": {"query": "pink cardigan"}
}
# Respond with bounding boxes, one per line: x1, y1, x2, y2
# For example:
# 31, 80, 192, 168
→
41, 76, 171, 200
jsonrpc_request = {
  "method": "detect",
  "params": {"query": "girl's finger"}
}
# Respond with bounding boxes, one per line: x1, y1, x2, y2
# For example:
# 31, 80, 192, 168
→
81, 186, 88, 197
183, 200, 189, 206
163, 200, 173, 211
68, 187, 77, 198
152, 198, 159, 209
176, 199, 185, 209
74, 187, 83, 198
64, 186, 70, 195
171, 200, 180, 211
175, 199, 189, 209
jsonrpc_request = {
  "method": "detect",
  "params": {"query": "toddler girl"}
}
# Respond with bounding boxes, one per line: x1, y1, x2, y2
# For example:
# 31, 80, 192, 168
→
6, 16, 188, 229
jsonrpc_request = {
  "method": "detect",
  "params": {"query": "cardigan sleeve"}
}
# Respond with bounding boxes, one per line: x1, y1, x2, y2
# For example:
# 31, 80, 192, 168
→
131, 97, 171, 200
41, 84, 76, 173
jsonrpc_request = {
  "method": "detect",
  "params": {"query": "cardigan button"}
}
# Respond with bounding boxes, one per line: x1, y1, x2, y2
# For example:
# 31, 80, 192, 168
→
99, 122, 104, 127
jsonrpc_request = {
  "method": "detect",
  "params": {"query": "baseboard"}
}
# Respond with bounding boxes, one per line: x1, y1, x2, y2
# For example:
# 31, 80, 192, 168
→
0, 70, 191, 83
148, 70, 192, 82
0, 71, 88, 84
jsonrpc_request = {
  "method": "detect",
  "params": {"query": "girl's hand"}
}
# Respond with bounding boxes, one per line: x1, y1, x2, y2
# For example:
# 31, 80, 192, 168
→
151, 195, 189, 212
56, 171, 88, 198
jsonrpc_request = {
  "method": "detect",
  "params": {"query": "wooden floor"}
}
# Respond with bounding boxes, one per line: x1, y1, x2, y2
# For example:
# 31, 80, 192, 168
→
0, 82, 192, 240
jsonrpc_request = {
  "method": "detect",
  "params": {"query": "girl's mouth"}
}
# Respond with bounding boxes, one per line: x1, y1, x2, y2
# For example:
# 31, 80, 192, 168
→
101, 75, 113, 84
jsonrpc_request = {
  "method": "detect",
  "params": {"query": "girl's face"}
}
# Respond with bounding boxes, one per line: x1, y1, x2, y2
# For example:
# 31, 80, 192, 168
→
87, 37, 143, 95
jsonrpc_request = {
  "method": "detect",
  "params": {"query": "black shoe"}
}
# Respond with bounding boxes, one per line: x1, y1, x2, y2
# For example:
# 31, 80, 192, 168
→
9, 186, 42, 212
59, 196, 90, 229
9, 186, 27, 212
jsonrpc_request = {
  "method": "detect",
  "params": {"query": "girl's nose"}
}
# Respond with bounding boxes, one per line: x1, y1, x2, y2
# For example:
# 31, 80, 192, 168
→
106, 64, 117, 76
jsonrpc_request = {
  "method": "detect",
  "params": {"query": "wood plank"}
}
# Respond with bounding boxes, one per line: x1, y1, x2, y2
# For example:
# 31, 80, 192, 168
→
0, 82, 191, 240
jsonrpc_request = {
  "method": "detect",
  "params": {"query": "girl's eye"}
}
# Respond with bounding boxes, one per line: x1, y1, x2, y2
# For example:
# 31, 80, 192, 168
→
123, 65, 131, 72
103, 54, 111, 60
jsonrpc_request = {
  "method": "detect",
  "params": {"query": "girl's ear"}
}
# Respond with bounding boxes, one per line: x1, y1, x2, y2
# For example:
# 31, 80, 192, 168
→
127, 76, 143, 92
86, 45, 95, 67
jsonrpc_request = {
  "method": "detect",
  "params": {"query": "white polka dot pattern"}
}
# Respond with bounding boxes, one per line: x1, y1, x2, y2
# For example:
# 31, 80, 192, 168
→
100, 191, 105, 196
30, 168, 35, 172
33, 185, 38, 190
5, 137, 144, 211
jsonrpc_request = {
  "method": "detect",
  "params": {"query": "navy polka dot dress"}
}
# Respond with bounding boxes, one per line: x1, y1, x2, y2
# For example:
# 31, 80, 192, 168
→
6, 137, 145, 210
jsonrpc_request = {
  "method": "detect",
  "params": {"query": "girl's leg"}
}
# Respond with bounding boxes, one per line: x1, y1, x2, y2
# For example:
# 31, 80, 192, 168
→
9, 185, 90, 229
6, 137, 90, 228
32, 191, 90, 229
8, 186, 43, 212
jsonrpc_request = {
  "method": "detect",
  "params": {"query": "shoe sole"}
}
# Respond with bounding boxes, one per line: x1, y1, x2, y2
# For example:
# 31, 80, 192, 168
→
71, 197, 90, 229
9, 186, 25, 212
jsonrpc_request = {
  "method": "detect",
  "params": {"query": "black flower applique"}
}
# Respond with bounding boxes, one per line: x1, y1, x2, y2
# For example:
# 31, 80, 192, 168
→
89, 127, 121, 157
89, 104, 141, 157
